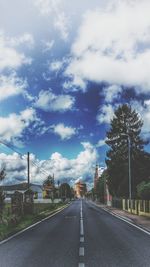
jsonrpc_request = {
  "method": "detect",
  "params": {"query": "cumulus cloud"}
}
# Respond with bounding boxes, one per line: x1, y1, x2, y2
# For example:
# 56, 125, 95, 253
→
0, 153, 27, 184
131, 100, 150, 136
103, 84, 122, 103
65, 0, 150, 92
34, 0, 59, 15
97, 104, 115, 124
0, 142, 98, 185
0, 108, 42, 145
49, 60, 64, 72
54, 12, 69, 41
35, 89, 75, 112
8, 33, 34, 48
0, 31, 32, 71
51, 123, 76, 140
34, 0, 69, 41
0, 73, 27, 101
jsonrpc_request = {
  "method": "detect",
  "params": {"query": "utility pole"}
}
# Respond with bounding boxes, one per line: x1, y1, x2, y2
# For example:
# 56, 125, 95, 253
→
128, 135, 132, 211
27, 152, 30, 189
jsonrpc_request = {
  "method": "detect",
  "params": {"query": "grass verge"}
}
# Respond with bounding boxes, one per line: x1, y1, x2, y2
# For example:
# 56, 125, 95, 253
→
0, 202, 69, 242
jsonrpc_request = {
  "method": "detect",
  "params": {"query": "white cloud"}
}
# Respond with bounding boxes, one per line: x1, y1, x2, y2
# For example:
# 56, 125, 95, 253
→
35, 141, 98, 184
131, 100, 150, 135
54, 12, 69, 41
0, 152, 27, 184
0, 73, 27, 101
42, 40, 54, 52
0, 32, 32, 71
35, 89, 75, 112
103, 84, 122, 103
96, 139, 107, 147
97, 104, 115, 124
51, 123, 76, 140
0, 108, 40, 144
34, 0, 59, 15
49, 60, 63, 72
0, 142, 98, 186
65, 0, 150, 92
8, 33, 34, 48
34, 0, 69, 41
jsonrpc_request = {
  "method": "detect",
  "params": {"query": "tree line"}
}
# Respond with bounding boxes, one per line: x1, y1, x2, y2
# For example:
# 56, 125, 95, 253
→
97, 104, 150, 200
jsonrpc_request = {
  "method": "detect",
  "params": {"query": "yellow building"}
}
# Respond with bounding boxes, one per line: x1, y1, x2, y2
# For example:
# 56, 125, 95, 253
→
75, 180, 87, 198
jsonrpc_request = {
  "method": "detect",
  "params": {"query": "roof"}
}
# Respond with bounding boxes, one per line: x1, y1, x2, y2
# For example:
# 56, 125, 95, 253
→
0, 183, 43, 192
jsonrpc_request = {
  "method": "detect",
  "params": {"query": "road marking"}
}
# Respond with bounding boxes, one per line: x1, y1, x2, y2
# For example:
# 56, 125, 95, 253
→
80, 236, 84, 242
92, 203, 150, 237
0, 203, 70, 246
65, 216, 76, 219
79, 200, 85, 267
81, 200, 83, 211
79, 247, 84, 256
80, 219, 84, 235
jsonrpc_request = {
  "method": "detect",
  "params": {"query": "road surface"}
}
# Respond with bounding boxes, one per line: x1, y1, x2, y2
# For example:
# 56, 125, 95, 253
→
0, 200, 150, 267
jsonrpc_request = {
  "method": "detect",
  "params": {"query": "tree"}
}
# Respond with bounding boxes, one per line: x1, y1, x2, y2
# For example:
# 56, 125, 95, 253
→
106, 104, 150, 197
43, 175, 55, 199
43, 175, 54, 187
0, 167, 6, 219
137, 181, 150, 200
59, 183, 71, 200
97, 170, 109, 203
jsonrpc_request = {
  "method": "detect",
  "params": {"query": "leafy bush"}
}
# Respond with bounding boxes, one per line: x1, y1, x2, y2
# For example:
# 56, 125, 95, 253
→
137, 181, 150, 200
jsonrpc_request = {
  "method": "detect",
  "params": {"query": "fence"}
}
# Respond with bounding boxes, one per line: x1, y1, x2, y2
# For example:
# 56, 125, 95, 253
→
112, 198, 150, 217
34, 198, 62, 204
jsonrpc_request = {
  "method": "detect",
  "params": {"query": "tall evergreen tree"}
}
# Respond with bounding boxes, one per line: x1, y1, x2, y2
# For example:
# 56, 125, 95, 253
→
106, 104, 150, 197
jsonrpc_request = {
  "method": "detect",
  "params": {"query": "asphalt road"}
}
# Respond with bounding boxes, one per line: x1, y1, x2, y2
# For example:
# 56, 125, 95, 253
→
0, 200, 150, 267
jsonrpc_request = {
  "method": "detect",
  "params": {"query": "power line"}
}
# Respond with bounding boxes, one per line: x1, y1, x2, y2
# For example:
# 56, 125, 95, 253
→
0, 141, 52, 180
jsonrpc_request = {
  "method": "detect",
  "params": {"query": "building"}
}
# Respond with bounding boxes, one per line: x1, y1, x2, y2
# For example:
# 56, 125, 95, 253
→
1, 183, 43, 200
75, 180, 87, 198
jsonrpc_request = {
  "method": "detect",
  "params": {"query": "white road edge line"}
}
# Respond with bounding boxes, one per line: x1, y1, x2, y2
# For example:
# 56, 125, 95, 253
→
0, 203, 70, 246
97, 205, 150, 236
78, 263, 85, 267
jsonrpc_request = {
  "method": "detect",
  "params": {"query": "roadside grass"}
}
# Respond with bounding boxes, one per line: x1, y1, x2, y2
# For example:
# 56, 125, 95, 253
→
0, 202, 68, 241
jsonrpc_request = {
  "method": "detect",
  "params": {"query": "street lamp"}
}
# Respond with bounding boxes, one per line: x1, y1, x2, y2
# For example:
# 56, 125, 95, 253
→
127, 134, 132, 202
119, 131, 132, 211
112, 129, 132, 210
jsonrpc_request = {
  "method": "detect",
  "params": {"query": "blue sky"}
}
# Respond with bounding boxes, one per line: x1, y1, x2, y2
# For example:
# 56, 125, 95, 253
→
0, 0, 150, 188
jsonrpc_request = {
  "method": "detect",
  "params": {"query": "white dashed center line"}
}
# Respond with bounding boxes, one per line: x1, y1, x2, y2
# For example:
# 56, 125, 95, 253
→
79, 247, 85, 256
78, 263, 85, 267
80, 236, 84, 242
79, 199, 85, 267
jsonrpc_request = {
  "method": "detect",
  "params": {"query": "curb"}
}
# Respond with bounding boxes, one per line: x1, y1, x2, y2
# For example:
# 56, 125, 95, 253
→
0, 203, 70, 246
92, 202, 150, 236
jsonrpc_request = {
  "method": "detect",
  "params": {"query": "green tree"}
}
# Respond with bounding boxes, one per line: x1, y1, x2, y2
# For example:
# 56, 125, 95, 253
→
106, 104, 150, 197
97, 170, 109, 203
137, 181, 150, 200
43, 175, 54, 187
0, 167, 6, 219
59, 183, 71, 200
43, 175, 55, 199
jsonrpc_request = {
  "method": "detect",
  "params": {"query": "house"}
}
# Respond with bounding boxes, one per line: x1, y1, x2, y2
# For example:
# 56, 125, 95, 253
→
1, 183, 43, 200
